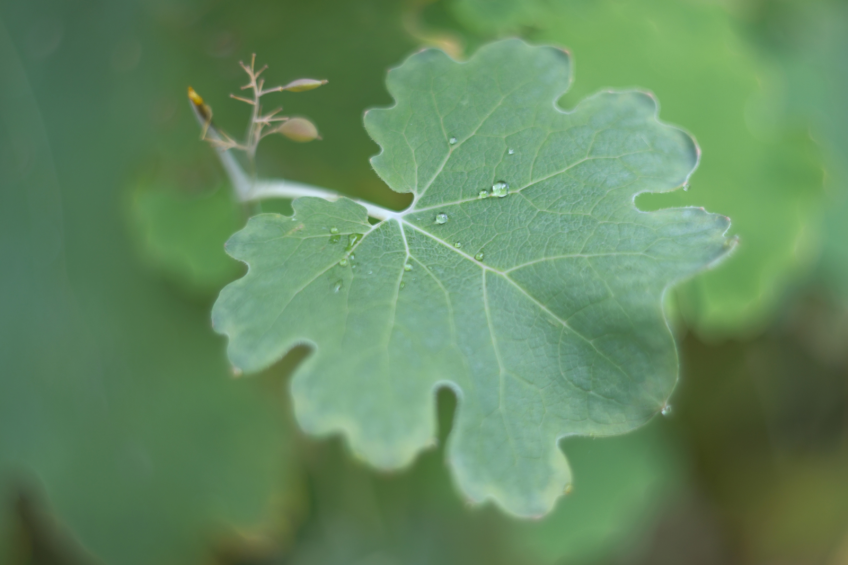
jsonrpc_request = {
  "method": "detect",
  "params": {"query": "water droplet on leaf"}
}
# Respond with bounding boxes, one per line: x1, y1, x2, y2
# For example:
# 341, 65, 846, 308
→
508, 148, 515, 155
661, 404, 673, 417
449, 137, 457, 145
478, 190, 488, 199
347, 233, 363, 249
339, 258, 348, 267
330, 227, 339, 234
454, 242, 462, 248
332, 280, 343, 293
475, 252, 484, 261
492, 181, 509, 198
404, 263, 412, 272
329, 234, 341, 244
435, 213, 448, 225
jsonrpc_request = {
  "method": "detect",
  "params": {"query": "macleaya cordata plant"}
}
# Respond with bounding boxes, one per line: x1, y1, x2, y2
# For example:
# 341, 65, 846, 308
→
193, 39, 736, 518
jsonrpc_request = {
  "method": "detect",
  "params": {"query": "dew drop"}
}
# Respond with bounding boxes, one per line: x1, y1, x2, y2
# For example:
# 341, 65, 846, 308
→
435, 213, 448, 225
329, 234, 341, 244
508, 148, 515, 155
339, 258, 348, 267
661, 404, 673, 417
332, 280, 343, 293
330, 227, 339, 234
682, 182, 690, 192
400, 281, 406, 289
449, 136, 457, 145
350, 254, 355, 261
347, 233, 364, 249
404, 263, 412, 272
491, 180, 509, 198
478, 190, 489, 199
454, 242, 462, 248
475, 252, 484, 261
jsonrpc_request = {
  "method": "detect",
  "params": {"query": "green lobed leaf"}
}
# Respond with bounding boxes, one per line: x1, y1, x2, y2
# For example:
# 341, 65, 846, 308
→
212, 39, 732, 517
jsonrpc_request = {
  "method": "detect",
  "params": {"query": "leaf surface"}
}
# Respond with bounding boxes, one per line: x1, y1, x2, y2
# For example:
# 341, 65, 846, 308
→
213, 39, 732, 516
448, 0, 824, 337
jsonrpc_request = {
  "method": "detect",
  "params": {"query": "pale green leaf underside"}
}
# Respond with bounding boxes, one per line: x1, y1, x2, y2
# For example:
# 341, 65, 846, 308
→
213, 39, 732, 517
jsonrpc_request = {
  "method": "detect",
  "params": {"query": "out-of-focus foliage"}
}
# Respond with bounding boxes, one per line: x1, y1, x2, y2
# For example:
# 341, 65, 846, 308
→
443, 0, 824, 338
737, 0, 848, 301
675, 297, 848, 563
130, 184, 244, 294
0, 32, 293, 564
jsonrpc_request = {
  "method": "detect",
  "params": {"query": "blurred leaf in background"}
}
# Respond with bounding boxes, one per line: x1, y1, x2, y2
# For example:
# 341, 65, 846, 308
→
0, 19, 300, 562
439, 0, 824, 338
734, 0, 848, 302
129, 184, 245, 296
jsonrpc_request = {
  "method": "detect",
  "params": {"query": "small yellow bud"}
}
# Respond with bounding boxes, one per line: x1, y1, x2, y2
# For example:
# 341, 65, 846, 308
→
282, 78, 328, 92
278, 117, 320, 142
187, 86, 204, 106
187, 86, 211, 121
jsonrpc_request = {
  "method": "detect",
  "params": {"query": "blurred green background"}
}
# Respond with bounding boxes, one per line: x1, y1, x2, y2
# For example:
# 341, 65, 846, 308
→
1, 0, 847, 563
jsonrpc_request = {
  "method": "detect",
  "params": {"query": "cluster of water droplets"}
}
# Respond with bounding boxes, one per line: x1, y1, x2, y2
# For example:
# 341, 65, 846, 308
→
398, 261, 415, 291
328, 229, 367, 293
426, 158, 517, 262
477, 180, 510, 199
